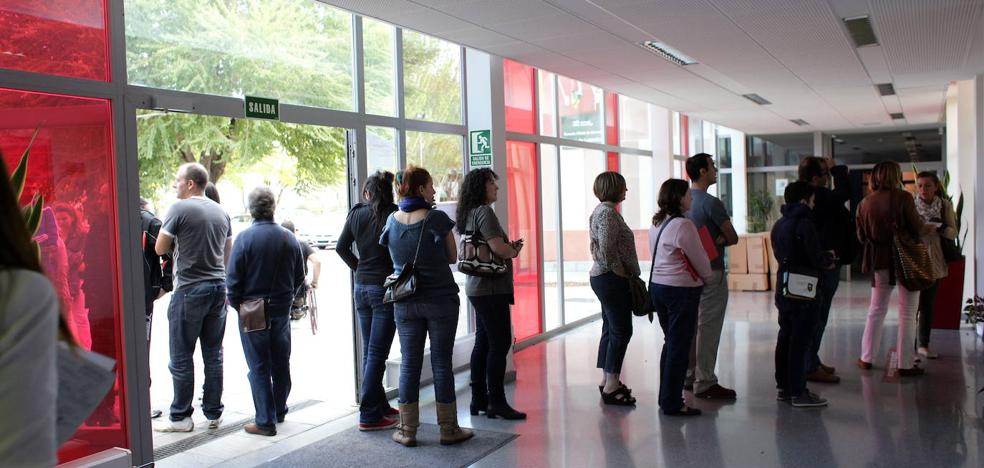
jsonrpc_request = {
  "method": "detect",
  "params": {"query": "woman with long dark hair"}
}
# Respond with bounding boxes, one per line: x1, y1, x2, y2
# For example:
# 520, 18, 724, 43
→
456, 168, 526, 420
336, 170, 402, 431
649, 179, 712, 416
0, 158, 73, 465
382, 165, 473, 447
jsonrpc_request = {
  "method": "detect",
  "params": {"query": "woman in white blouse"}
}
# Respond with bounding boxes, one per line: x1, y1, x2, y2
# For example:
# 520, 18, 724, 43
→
648, 179, 712, 416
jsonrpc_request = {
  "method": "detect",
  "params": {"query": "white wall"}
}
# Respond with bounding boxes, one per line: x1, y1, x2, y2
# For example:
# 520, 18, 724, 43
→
948, 77, 983, 302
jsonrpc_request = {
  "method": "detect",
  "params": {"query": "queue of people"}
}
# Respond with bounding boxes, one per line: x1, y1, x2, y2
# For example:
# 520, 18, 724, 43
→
3, 151, 959, 465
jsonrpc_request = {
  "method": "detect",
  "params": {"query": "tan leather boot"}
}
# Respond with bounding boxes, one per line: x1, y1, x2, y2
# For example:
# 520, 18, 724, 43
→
391, 402, 419, 447
437, 401, 474, 446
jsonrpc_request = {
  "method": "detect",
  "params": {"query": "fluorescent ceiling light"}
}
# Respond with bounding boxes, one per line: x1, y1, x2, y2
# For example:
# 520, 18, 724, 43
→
640, 40, 698, 66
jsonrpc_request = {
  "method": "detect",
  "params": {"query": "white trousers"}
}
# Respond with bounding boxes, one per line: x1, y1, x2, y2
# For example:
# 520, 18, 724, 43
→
861, 270, 919, 369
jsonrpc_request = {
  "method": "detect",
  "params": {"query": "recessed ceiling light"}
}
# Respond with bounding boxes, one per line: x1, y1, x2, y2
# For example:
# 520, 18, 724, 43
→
790, 119, 809, 126
890, 112, 905, 120
639, 40, 698, 66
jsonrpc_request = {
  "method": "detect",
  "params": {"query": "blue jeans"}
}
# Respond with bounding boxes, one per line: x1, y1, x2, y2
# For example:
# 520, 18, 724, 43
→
239, 310, 292, 429
775, 296, 819, 396
591, 273, 633, 374
806, 268, 840, 373
651, 283, 702, 412
167, 280, 227, 421
394, 298, 460, 404
355, 284, 396, 423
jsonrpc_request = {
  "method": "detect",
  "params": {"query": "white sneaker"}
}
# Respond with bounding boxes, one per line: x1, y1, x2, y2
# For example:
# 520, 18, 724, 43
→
154, 417, 193, 432
917, 347, 939, 359
207, 417, 222, 429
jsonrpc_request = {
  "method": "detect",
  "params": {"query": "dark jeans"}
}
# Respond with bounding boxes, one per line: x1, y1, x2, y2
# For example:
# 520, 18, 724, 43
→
591, 272, 633, 374
167, 280, 227, 421
651, 283, 702, 412
918, 279, 941, 347
395, 298, 460, 404
239, 310, 291, 429
469, 294, 513, 401
775, 297, 819, 397
355, 284, 396, 423
806, 269, 840, 373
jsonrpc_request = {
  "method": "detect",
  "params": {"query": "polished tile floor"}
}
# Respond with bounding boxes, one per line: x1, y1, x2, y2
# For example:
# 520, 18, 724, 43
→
170, 280, 984, 467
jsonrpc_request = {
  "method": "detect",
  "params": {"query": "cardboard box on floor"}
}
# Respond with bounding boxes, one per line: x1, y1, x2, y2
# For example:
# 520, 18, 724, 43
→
728, 236, 748, 274
728, 273, 770, 291
745, 233, 769, 274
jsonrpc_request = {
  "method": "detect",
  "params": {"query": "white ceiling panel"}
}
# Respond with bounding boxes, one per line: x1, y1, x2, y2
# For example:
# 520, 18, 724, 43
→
322, 0, 974, 134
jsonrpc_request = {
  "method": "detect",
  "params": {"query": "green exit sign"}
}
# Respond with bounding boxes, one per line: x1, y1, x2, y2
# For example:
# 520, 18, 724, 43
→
245, 96, 279, 120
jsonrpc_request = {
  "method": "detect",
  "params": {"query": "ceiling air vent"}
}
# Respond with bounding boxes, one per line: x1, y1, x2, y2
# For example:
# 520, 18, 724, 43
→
890, 112, 905, 120
876, 83, 895, 96
640, 40, 698, 66
790, 119, 809, 126
742, 93, 772, 105
844, 16, 879, 47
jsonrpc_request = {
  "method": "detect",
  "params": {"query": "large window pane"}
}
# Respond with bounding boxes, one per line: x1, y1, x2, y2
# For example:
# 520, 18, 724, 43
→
403, 30, 461, 124
125, 0, 354, 110
620, 154, 654, 265
540, 144, 562, 330
560, 147, 605, 324
0, 88, 125, 461
717, 131, 733, 169
558, 76, 603, 144
405, 131, 462, 203
0, 1, 110, 81
506, 141, 542, 341
538, 71, 557, 137
363, 18, 396, 116
367, 126, 397, 177
619, 96, 652, 150
504, 60, 535, 134
747, 171, 798, 232
672, 111, 682, 156
747, 133, 813, 167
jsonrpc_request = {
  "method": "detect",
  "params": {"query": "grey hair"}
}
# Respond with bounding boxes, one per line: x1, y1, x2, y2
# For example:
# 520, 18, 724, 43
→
248, 186, 276, 221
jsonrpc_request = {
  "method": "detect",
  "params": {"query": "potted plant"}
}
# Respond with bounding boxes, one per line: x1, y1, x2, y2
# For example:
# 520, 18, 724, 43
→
747, 190, 774, 233
965, 296, 984, 337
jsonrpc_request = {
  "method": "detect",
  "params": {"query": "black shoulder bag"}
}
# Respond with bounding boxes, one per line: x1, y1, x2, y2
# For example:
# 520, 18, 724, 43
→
639, 216, 678, 326
240, 230, 291, 332
383, 211, 431, 304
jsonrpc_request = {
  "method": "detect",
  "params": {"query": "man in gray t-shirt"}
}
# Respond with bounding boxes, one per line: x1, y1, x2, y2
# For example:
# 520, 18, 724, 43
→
153, 163, 231, 432
684, 153, 739, 400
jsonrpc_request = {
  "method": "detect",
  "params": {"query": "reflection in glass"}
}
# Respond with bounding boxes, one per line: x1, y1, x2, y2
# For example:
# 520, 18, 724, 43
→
619, 96, 652, 150
538, 71, 557, 137
506, 141, 542, 341
405, 131, 462, 203
125, 0, 354, 110
0, 0, 110, 81
363, 18, 396, 116
403, 30, 461, 124
619, 155, 654, 266
558, 76, 603, 144
367, 126, 397, 177
560, 147, 605, 324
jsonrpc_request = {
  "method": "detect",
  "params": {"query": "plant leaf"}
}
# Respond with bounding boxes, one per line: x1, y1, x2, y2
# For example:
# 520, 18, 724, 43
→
9, 128, 39, 200
25, 194, 43, 235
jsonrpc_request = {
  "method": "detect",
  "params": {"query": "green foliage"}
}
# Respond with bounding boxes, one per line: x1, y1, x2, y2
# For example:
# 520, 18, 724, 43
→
747, 191, 775, 233
126, 0, 460, 198
8, 130, 44, 257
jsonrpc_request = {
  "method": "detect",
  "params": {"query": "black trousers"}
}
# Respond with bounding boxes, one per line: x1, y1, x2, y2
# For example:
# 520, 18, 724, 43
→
917, 279, 941, 347
775, 297, 819, 397
469, 294, 514, 401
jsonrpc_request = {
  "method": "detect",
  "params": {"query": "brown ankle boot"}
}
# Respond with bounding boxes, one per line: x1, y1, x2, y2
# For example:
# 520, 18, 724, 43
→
391, 402, 419, 447
436, 401, 474, 445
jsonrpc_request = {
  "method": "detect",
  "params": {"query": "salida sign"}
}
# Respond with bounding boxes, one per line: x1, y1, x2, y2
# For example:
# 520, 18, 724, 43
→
244, 96, 279, 120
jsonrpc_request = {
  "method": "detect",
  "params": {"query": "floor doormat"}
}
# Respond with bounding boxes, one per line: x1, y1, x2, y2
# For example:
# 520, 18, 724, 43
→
259, 424, 518, 468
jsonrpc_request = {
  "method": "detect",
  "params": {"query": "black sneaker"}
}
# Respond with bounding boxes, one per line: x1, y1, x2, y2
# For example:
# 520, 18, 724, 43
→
791, 391, 828, 408
776, 389, 791, 402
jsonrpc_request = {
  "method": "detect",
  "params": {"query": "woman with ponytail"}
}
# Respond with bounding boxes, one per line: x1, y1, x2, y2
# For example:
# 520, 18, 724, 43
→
382, 165, 473, 447
337, 170, 402, 431
0, 157, 73, 466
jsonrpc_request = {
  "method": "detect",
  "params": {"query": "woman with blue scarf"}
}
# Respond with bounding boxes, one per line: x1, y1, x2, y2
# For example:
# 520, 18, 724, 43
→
381, 165, 474, 447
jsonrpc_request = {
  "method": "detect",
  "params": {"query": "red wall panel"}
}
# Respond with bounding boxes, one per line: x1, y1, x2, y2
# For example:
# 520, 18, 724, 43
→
0, 1, 110, 81
504, 59, 536, 134
506, 141, 542, 341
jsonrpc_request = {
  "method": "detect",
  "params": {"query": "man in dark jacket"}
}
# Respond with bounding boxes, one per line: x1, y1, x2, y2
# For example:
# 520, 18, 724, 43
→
798, 156, 856, 383
140, 198, 172, 419
226, 186, 304, 437
771, 181, 836, 408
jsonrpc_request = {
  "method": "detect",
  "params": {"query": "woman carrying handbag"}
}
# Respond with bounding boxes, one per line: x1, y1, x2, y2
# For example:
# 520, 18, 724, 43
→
856, 161, 934, 376
648, 179, 712, 416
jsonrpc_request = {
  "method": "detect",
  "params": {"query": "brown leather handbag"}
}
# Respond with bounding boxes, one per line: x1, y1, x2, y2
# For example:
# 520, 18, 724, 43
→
892, 191, 934, 291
